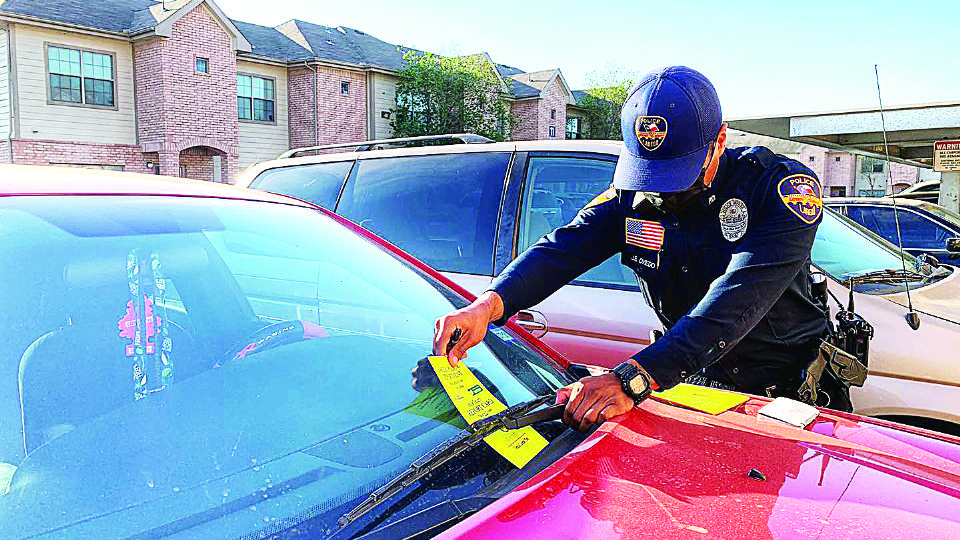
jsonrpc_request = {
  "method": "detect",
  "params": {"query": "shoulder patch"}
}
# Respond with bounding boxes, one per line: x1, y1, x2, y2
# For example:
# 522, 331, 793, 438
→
777, 174, 822, 224
583, 187, 617, 210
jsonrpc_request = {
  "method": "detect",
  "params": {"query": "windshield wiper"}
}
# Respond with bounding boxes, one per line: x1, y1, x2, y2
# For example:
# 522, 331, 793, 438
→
336, 395, 564, 531
843, 268, 928, 285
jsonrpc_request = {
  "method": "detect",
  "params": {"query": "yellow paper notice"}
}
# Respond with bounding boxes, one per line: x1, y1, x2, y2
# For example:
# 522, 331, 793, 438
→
427, 356, 548, 468
654, 383, 749, 415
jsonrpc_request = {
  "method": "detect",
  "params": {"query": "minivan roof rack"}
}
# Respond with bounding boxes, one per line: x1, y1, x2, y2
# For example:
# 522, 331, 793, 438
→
278, 133, 493, 159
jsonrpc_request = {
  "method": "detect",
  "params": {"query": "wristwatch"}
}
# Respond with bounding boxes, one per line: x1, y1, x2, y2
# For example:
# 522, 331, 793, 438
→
611, 362, 653, 404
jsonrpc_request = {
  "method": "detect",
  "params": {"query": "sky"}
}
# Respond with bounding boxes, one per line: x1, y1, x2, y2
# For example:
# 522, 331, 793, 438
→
223, 0, 959, 119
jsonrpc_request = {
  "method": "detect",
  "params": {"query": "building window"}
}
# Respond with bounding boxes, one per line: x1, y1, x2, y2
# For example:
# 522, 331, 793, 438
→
238, 74, 275, 122
47, 45, 115, 107
341, 81, 350, 95
860, 157, 885, 174
550, 109, 556, 120
808, 156, 815, 162
829, 186, 846, 197
835, 156, 841, 162
196, 57, 209, 74
548, 126, 556, 138
565, 117, 581, 139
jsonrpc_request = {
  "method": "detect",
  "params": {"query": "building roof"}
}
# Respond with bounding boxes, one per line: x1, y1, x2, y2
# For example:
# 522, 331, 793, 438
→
495, 64, 525, 78
0, 0, 158, 33
231, 20, 313, 62
508, 69, 558, 92
572, 90, 590, 105
505, 78, 541, 99
0, 0, 574, 97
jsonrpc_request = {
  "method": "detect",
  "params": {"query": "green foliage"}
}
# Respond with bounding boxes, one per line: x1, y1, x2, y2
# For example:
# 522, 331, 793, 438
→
391, 51, 515, 142
577, 62, 636, 140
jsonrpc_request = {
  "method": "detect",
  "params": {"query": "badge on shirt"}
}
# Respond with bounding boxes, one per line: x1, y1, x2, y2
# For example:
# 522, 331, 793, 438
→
778, 174, 823, 224
719, 198, 748, 242
625, 218, 665, 250
583, 187, 616, 210
635, 116, 668, 151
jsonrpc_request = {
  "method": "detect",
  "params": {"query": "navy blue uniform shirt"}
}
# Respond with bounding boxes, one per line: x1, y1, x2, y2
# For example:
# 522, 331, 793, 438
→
489, 146, 829, 394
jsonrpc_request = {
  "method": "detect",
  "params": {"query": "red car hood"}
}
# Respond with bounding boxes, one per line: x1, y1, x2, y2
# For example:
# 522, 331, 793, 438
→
440, 398, 960, 540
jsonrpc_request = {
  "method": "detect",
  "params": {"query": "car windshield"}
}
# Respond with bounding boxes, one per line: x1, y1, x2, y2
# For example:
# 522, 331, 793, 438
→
812, 208, 950, 293
0, 195, 575, 539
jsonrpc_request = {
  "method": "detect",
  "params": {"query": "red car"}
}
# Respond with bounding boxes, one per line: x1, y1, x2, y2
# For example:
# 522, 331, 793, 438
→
1, 165, 958, 539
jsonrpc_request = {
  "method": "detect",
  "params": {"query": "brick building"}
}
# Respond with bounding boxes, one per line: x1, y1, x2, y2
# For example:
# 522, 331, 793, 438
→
0, 0, 579, 181
727, 130, 931, 196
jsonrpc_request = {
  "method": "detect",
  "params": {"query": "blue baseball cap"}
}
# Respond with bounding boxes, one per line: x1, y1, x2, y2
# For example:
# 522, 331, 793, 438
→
613, 66, 722, 193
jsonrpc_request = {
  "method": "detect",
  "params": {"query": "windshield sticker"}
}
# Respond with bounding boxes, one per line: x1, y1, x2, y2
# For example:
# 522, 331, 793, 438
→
778, 174, 823, 224
428, 356, 548, 468
490, 328, 515, 342
653, 383, 749, 415
719, 198, 749, 242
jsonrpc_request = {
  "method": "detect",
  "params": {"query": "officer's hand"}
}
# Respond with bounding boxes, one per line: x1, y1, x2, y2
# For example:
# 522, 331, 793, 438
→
555, 374, 636, 432
433, 291, 505, 366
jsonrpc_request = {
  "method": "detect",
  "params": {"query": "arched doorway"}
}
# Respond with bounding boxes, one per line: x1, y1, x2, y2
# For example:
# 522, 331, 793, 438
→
179, 146, 228, 183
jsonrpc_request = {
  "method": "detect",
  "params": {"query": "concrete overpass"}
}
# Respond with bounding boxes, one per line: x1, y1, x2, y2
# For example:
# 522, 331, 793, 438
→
729, 101, 960, 212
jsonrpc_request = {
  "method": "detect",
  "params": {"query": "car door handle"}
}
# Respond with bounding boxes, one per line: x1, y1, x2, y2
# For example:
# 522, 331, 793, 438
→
515, 310, 548, 337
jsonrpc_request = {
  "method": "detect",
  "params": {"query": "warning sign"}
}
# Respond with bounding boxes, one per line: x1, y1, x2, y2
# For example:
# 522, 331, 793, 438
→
934, 140, 960, 172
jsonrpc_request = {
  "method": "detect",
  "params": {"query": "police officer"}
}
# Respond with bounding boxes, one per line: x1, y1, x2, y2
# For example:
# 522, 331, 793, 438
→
433, 66, 832, 431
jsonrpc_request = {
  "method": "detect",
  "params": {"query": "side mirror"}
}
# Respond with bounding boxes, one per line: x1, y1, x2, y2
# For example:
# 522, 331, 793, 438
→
947, 238, 960, 253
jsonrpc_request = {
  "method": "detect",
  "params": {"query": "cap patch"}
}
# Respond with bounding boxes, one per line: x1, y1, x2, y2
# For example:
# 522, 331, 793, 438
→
634, 116, 668, 151
778, 174, 822, 224
583, 186, 616, 210
625, 218, 665, 250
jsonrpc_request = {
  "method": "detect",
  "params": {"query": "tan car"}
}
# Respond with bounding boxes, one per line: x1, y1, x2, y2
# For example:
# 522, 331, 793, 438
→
238, 136, 960, 434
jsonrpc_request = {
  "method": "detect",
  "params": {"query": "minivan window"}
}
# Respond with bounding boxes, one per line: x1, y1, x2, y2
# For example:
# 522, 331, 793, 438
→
337, 153, 511, 275
249, 161, 354, 209
847, 205, 953, 250
519, 156, 635, 288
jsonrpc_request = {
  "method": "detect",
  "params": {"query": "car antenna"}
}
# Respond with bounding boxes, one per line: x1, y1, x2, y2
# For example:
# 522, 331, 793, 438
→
875, 64, 920, 330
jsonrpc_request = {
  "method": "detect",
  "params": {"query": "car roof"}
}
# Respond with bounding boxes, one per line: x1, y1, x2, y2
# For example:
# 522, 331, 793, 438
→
898, 179, 940, 194
236, 139, 624, 187
824, 196, 931, 208
0, 164, 314, 207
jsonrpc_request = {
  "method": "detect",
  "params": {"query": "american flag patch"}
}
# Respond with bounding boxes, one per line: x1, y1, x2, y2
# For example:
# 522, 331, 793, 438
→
625, 218, 665, 250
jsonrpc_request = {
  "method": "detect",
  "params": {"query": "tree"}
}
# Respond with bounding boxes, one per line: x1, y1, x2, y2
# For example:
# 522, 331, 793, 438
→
577, 62, 636, 140
391, 51, 515, 142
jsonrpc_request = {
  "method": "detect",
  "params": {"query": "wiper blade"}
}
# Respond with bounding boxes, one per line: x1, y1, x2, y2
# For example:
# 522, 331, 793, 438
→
843, 268, 927, 285
336, 395, 562, 530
